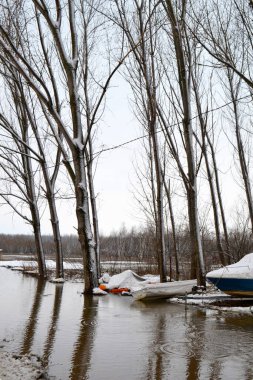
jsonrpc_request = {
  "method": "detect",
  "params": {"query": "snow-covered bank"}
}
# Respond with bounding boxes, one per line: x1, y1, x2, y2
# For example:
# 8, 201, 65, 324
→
0, 259, 82, 270
0, 352, 46, 379
170, 291, 253, 314
0, 259, 154, 271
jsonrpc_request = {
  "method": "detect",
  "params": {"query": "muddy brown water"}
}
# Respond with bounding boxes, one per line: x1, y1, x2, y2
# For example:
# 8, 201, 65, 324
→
1, 267, 253, 380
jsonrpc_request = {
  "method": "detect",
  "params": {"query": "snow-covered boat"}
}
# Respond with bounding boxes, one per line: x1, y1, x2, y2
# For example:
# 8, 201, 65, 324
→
131, 279, 197, 301
206, 253, 253, 297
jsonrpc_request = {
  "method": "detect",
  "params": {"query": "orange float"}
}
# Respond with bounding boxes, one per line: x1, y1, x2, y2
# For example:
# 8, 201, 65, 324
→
99, 284, 108, 291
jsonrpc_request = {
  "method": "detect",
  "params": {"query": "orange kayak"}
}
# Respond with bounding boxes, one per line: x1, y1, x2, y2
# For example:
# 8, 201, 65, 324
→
109, 288, 130, 294
99, 284, 130, 293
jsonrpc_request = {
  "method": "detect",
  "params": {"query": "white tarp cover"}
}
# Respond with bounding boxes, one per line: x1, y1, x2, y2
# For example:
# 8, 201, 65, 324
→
206, 253, 253, 279
106, 270, 147, 290
100, 270, 160, 291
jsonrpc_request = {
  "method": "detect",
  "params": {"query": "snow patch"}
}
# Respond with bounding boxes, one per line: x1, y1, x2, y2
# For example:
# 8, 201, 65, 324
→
93, 287, 107, 295
49, 277, 65, 283
0, 260, 83, 270
0, 352, 46, 380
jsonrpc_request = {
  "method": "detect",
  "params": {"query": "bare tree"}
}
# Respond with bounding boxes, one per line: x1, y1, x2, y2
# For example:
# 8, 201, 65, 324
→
205, 122, 231, 262
111, 0, 167, 282
226, 70, 253, 233
193, 0, 253, 235
191, 0, 253, 90
0, 0, 130, 291
159, 0, 206, 285
0, 111, 47, 277
25, 95, 64, 278
190, 65, 226, 265
0, 55, 66, 278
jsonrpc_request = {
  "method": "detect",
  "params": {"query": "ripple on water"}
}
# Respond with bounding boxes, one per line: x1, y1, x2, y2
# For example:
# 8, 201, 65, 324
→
159, 341, 193, 358
159, 339, 235, 360
80, 319, 98, 327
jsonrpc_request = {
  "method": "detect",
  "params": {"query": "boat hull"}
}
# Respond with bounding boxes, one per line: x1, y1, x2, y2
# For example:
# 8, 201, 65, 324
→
207, 277, 253, 297
132, 280, 197, 301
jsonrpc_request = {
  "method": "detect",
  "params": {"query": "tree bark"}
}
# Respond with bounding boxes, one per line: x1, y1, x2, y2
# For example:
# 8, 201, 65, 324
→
163, 179, 179, 280
73, 147, 98, 291
85, 141, 101, 278
21, 124, 46, 277
206, 132, 231, 262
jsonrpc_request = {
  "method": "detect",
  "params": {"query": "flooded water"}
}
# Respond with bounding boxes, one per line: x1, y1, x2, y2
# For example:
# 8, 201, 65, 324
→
1, 267, 253, 380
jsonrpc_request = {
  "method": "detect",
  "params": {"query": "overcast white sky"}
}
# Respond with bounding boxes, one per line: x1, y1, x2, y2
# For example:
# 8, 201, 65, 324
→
0, 72, 250, 236
0, 74, 145, 236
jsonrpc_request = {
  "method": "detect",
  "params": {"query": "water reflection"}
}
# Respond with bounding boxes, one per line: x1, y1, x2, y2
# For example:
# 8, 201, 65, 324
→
20, 279, 46, 355
70, 296, 98, 380
132, 301, 187, 380
154, 319, 165, 380
1, 268, 253, 380
185, 311, 204, 380
42, 284, 63, 367
209, 360, 222, 380
148, 315, 166, 380
19, 278, 64, 366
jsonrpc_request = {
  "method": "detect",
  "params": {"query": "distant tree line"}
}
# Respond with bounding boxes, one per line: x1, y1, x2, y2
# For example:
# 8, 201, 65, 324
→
1, 224, 252, 279
0, 1, 253, 291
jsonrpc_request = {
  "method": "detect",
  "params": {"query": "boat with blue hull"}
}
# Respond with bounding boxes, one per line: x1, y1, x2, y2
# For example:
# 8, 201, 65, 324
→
206, 253, 253, 297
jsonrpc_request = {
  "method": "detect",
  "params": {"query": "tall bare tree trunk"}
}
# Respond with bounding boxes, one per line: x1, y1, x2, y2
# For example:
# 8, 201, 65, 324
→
192, 77, 226, 265
37, 1, 98, 291
45, 181, 64, 278
206, 132, 231, 262
148, 136, 159, 227
150, 128, 167, 282
73, 148, 98, 291
163, 0, 205, 285
85, 140, 100, 278
143, 4, 167, 282
163, 176, 179, 280
21, 121, 46, 277
114, 0, 167, 282
202, 139, 226, 265
22, 99, 64, 278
